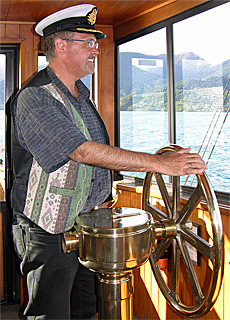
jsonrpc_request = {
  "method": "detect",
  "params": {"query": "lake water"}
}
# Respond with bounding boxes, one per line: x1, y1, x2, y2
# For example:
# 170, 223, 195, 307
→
120, 111, 230, 193
0, 110, 229, 193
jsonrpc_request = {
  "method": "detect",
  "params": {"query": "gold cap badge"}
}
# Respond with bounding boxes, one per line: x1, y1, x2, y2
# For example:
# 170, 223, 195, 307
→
87, 8, 97, 25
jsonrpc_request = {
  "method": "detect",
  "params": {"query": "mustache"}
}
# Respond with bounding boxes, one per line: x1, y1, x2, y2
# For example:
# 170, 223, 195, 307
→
87, 54, 97, 60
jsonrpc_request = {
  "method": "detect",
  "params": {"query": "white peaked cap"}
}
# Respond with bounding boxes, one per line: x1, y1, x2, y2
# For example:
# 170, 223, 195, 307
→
35, 4, 106, 39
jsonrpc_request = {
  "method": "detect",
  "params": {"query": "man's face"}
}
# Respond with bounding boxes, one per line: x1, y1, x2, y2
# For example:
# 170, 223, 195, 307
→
63, 32, 99, 79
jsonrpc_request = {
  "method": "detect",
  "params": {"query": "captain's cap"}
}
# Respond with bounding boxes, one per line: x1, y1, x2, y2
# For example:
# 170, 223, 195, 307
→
35, 4, 106, 39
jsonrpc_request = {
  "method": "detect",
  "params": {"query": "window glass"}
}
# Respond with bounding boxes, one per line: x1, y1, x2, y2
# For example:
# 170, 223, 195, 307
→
119, 28, 168, 179
174, 2, 230, 192
38, 55, 48, 71
0, 54, 5, 195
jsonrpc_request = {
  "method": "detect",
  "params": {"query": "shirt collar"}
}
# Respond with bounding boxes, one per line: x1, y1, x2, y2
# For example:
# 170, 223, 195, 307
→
47, 66, 90, 102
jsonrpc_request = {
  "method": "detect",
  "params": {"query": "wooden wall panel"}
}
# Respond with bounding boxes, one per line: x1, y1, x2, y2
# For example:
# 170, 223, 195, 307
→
114, 183, 143, 209
97, 26, 115, 145
5, 23, 19, 38
0, 22, 38, 86
0, 23, 6, 38
115, 182, 230, 320
19, 24, 37, 84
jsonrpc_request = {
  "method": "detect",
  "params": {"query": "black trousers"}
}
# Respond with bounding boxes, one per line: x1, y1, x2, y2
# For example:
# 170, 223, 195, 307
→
12, 213, 97, 320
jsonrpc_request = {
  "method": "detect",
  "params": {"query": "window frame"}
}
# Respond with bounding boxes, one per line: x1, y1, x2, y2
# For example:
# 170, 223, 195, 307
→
114, 0, 230, 203
0, 45, 19, 195
0, 44, 20, 301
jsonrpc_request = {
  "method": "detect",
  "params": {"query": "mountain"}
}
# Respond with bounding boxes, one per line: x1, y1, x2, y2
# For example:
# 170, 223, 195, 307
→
120, 52, 167, 97
119, 51, 230, 111
174, 52, 208, 80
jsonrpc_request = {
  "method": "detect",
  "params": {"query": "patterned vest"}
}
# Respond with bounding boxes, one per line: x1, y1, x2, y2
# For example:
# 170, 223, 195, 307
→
22, 83, 96, 233
11, 68, 111, 234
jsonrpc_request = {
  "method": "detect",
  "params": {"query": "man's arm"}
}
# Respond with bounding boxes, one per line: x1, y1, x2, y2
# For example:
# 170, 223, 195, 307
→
69, 141, 207, 176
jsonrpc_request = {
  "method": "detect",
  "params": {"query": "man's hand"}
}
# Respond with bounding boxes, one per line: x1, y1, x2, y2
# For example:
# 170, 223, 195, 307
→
157, 147, 208, 176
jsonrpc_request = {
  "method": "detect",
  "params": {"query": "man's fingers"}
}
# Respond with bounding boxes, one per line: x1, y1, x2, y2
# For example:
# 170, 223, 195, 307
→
188, 156, 208, 169
175, 148, 208, 170
176, 147, 191, 154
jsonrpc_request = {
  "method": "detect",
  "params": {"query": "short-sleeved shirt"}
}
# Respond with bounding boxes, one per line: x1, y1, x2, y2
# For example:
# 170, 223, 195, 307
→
12, 67, 111, 213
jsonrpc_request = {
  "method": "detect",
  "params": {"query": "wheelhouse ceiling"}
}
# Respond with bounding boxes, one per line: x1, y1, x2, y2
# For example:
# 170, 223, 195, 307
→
0, 0, 175, 26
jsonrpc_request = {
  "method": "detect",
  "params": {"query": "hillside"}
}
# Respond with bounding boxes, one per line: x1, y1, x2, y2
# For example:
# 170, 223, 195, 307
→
119, 52, 230, 112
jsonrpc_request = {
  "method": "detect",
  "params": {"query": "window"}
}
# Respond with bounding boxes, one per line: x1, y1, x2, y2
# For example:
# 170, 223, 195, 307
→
38, 54, 48, 71
0, 54, 6, 195
173, 4, 230, 192
118, 28, 168, 180
117, 1, 230, 195
0, 45, 19, 199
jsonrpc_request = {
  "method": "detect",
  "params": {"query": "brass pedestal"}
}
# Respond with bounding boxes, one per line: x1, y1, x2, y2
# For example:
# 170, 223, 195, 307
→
96, 273, 133, 320
64, 207, 153, 320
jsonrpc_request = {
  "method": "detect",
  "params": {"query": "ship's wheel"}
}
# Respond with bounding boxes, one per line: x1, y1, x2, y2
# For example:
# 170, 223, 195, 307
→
142, 145, 224, 318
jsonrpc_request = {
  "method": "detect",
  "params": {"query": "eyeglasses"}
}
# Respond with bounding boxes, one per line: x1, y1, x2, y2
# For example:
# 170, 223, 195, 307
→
61, 38, 98, 49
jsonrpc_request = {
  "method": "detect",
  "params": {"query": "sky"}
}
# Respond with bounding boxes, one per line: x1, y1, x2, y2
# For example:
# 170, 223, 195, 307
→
119, 1, 230, 66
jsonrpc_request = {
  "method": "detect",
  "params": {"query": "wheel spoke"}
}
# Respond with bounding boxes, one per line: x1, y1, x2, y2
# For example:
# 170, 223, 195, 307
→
177, 236, 204, 303
155, 173, 173, 218
146, 203, 168, 221
154, 238, 172, 261
172, 176, 181, 219
179, 228, 213, 261
177, 183, 203, 225
170, 239, 180, 301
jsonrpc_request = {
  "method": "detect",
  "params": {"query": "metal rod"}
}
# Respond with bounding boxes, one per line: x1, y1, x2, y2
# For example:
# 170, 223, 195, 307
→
205, 87, 230, 166
184, 76, 230, 186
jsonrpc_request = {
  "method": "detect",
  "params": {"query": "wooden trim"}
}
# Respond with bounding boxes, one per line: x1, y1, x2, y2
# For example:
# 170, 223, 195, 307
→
19, 38, 26, 87
115, 181, 230, 216
0, 21, 113, 27
0, 37, 25, 44
0, 21, 37, 25
0, 37, 27, 88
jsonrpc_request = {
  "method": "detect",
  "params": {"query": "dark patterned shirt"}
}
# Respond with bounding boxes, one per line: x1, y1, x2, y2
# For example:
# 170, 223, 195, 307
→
12, 67, 111, 212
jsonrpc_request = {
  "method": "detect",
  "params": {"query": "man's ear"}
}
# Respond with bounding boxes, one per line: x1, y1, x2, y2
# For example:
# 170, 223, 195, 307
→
55, 38, 66, 54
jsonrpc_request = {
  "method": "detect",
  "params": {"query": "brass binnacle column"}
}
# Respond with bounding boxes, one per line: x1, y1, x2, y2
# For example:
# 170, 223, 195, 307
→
96, 272, 134, 320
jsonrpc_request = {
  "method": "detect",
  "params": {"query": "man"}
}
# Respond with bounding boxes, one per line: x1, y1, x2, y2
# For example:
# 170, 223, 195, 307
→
10, 4, 207, 320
